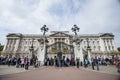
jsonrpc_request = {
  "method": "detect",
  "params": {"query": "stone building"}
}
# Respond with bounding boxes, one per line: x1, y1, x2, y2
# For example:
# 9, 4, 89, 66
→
2, 31, 118, 64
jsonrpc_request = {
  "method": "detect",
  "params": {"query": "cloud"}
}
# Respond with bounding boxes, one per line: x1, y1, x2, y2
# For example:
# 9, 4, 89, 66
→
0, 0, 120, 47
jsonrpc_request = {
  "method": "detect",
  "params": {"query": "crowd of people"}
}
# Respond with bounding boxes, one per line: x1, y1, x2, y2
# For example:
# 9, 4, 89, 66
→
0, 55, 120, 72
0, 56, 39, 70
44, 56, 76, 67
44, 56, 120, 72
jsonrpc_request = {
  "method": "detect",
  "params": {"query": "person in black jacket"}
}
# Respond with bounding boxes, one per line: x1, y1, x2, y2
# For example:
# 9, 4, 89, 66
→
94, 57, 99, 71
91, 58, 95, 70
76, 58, 80, 68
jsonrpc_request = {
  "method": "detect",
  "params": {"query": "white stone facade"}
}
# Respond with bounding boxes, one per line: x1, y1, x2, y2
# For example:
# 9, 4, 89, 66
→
2, 31, 118, 63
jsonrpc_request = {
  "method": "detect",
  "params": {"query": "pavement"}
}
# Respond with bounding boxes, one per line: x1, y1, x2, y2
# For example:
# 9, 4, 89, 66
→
1, 65, 119, 75
83, 65, 120, 75
0, 65, 41, 75
0, 65, 120, 80
0, 65, 26, 75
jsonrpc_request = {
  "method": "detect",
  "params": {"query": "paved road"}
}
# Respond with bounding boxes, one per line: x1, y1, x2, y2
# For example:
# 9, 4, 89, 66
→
0, 65, 25, 75
0, 66, 120, 80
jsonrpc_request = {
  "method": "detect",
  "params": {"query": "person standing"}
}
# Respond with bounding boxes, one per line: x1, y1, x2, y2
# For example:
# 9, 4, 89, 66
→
16, 57, 21, 68
25, 57, 29, 70
8, 57, 11, 66
84, 59, 88, 68
57, 57, 60, 67
21, 57, 24, 68
91, 58, 95, 70
76, 58, 80, 68
95, 57, 99, 71
66, 58, 70, 67
117, 60, 120, 73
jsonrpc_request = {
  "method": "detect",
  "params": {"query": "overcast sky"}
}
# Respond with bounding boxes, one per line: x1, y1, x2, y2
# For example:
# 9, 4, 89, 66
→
0, 0, 120, 47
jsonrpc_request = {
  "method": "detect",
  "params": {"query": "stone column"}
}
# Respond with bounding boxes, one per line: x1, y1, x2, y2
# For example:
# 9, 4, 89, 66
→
11, 39, 15, 51
14, 39, 20, 51
7, 39, 10, 51
9, 39, 12, 51
3, 39, 8, 52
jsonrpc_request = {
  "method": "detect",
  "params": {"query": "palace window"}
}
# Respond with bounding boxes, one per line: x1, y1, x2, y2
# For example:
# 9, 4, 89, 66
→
104, 40, 106, 45
62, 38, 65, 41
94, 46, 96, 51
24, 46, 27, 51
98, 46, 101, 51
84, 41, 85, 45
55, 38, 57, 42
107, 40, 109, 45
93, 41, 95, 44
58, 38, 61, 41
112, 46, 114, 50
105, 46, 107, 51
110, 40, 112, 45
95, 39, 97, 41
97, 41, 99, 45
108, 46, 111, 50
30, 41, 32, 45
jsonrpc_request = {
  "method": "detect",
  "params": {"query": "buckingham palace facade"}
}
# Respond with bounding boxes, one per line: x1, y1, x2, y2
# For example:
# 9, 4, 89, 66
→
2, 31, 119, 64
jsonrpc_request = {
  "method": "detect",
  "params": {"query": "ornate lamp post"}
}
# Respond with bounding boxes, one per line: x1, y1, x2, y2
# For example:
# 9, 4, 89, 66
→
71, 24, 82, 59
41, 25, 49, 36
40, 25, 49, 59
71, 24, 80, 36
71, 24, 81, 44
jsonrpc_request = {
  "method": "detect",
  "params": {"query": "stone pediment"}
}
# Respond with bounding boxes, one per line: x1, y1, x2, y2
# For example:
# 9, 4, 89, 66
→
100, 33, 114, 37
7, 33, 22, 37
49, 32, 71, 37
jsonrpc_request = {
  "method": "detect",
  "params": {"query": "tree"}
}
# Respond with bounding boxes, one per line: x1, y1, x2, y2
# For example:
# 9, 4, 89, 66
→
0, 44, 4, 51
117, 47, 120, 52
0, 44, 4, 55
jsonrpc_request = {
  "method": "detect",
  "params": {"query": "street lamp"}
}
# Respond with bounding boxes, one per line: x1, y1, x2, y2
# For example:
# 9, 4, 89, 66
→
71, 24, 82, 44
40, 25, 49, 59
71, 25, 82, 59
41, 25, 49, 36
71, 24, 80, 35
